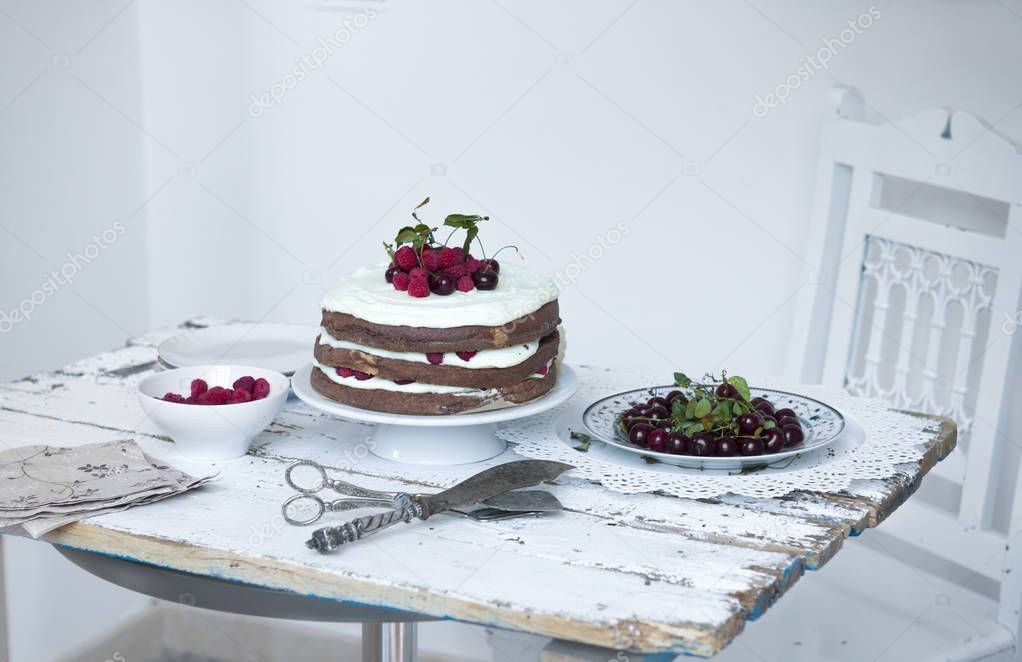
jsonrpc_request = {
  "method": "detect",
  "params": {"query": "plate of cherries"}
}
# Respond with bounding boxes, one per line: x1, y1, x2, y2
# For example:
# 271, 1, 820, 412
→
582, 372, 845, 469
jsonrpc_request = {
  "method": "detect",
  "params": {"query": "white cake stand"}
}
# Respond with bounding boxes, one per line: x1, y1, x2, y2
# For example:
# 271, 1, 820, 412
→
290, 363, 578, 465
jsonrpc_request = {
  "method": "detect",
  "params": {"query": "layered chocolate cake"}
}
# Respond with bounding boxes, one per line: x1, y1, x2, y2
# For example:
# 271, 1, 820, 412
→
311, 202, 563, 415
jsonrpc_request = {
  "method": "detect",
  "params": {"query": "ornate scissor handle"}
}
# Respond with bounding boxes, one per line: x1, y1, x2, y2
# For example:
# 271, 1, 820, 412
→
284, 460, 398, 500
306, 494, 426, 553
281, 493, 404, 526
282, 494, 327, 526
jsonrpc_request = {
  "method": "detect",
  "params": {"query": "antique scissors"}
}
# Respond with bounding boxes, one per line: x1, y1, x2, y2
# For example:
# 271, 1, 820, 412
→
281, 459, 566, 527
282, 460, 415, 526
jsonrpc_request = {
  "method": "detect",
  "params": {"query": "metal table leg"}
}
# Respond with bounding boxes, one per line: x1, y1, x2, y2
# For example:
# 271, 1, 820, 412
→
362, 623, 417, 662
54, 547, 432, 661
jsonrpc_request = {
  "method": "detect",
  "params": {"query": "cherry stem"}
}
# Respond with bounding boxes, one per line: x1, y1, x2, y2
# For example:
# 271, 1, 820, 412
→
474, 236, 488, 260
490, 245, 520, 262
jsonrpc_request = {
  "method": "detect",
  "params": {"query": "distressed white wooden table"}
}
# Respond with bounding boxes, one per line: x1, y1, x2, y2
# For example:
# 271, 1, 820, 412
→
0, 323, 955, 660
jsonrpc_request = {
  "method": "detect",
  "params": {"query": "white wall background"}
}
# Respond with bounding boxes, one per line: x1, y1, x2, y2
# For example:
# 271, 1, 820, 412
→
2, 1, 1022, 659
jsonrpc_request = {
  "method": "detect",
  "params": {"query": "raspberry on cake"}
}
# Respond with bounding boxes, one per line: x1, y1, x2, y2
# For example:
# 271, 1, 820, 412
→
310, 198, 564, 415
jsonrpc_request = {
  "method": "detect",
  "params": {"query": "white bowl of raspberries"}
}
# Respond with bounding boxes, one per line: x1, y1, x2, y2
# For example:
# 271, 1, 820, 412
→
137, 365, 289, 461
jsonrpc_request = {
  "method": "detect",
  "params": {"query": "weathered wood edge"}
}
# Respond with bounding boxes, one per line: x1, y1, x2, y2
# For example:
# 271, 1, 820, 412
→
808, 414, 957, 529
42, 524, 745, 656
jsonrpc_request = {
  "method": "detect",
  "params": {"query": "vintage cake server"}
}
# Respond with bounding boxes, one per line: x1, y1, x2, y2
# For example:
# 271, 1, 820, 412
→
282, 488, 563, 526
305, 459, 573, 552
447, 489, 564, 520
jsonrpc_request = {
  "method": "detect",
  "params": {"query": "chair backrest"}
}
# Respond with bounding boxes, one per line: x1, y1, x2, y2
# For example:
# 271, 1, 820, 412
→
790, 85, 1022, 629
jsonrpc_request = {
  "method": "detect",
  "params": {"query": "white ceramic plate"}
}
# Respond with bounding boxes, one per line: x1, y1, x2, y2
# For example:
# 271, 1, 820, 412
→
159, 323, 318, 376
582, 384, 845, 470
290, 362, 579, 427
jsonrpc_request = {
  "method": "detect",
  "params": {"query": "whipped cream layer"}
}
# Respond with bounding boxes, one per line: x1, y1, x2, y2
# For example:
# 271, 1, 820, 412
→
312, 360, 491, 395
318, 328, 540, 369
321, 261, 558, 328
313, 357, 553, 395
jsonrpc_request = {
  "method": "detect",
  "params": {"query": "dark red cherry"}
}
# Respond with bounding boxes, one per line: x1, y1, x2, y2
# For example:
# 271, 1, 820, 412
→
667, 433, 690, 454
716, 436, 739, 456
385, 265, 400, 283
481, 258, 499, 273
735, 413, 763, 436
753, 400, 775, 416
647, 396, 670, 410
429, 272, 457, 295
472, 270, 498, 290
739, 438, 765, 456
646, 405, 669, 421
716, 382, 739, 398
774, 408, 797, 421
629, 423, 653, 447
666, 390, 688, 406
782, 424, 805, 447
688, 432, 715, 456
647, 429, 669, 453
777, 416, 800, 429
763, 428, 785, 454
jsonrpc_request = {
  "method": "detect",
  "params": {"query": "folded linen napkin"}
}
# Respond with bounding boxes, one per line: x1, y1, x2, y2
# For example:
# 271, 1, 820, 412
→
0, 439, 214, 538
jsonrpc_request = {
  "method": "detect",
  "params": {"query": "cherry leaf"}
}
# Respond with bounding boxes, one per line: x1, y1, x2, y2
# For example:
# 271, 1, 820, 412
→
673, 372, 692, 388
729, 375, 752, 402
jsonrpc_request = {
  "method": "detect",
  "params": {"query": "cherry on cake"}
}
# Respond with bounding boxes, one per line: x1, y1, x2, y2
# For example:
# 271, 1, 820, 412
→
311, 199, 563, 415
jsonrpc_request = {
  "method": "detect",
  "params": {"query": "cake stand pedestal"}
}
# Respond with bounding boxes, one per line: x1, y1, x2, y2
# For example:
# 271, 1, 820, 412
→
369, 422, 503, 464
290, 364, 578, 465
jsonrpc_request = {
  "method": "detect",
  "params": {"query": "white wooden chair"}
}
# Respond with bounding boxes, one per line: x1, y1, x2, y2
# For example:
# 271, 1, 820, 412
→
787, 85, 1022, 660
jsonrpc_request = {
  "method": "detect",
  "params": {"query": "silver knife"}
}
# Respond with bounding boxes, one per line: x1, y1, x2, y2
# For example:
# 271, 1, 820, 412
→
306, 460, 573, 552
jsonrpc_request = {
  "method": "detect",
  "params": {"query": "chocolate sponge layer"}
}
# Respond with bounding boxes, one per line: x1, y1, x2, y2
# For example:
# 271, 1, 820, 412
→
321, 300, 559, 353
310, 364, 558, 415
314, 330, 558, 389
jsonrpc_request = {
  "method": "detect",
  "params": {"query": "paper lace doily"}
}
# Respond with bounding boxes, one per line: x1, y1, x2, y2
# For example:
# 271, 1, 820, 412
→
498, 367, 935, 499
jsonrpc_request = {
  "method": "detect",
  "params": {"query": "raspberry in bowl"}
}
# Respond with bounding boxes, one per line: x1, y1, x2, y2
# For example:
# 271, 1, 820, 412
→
137, 365, 289, 461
